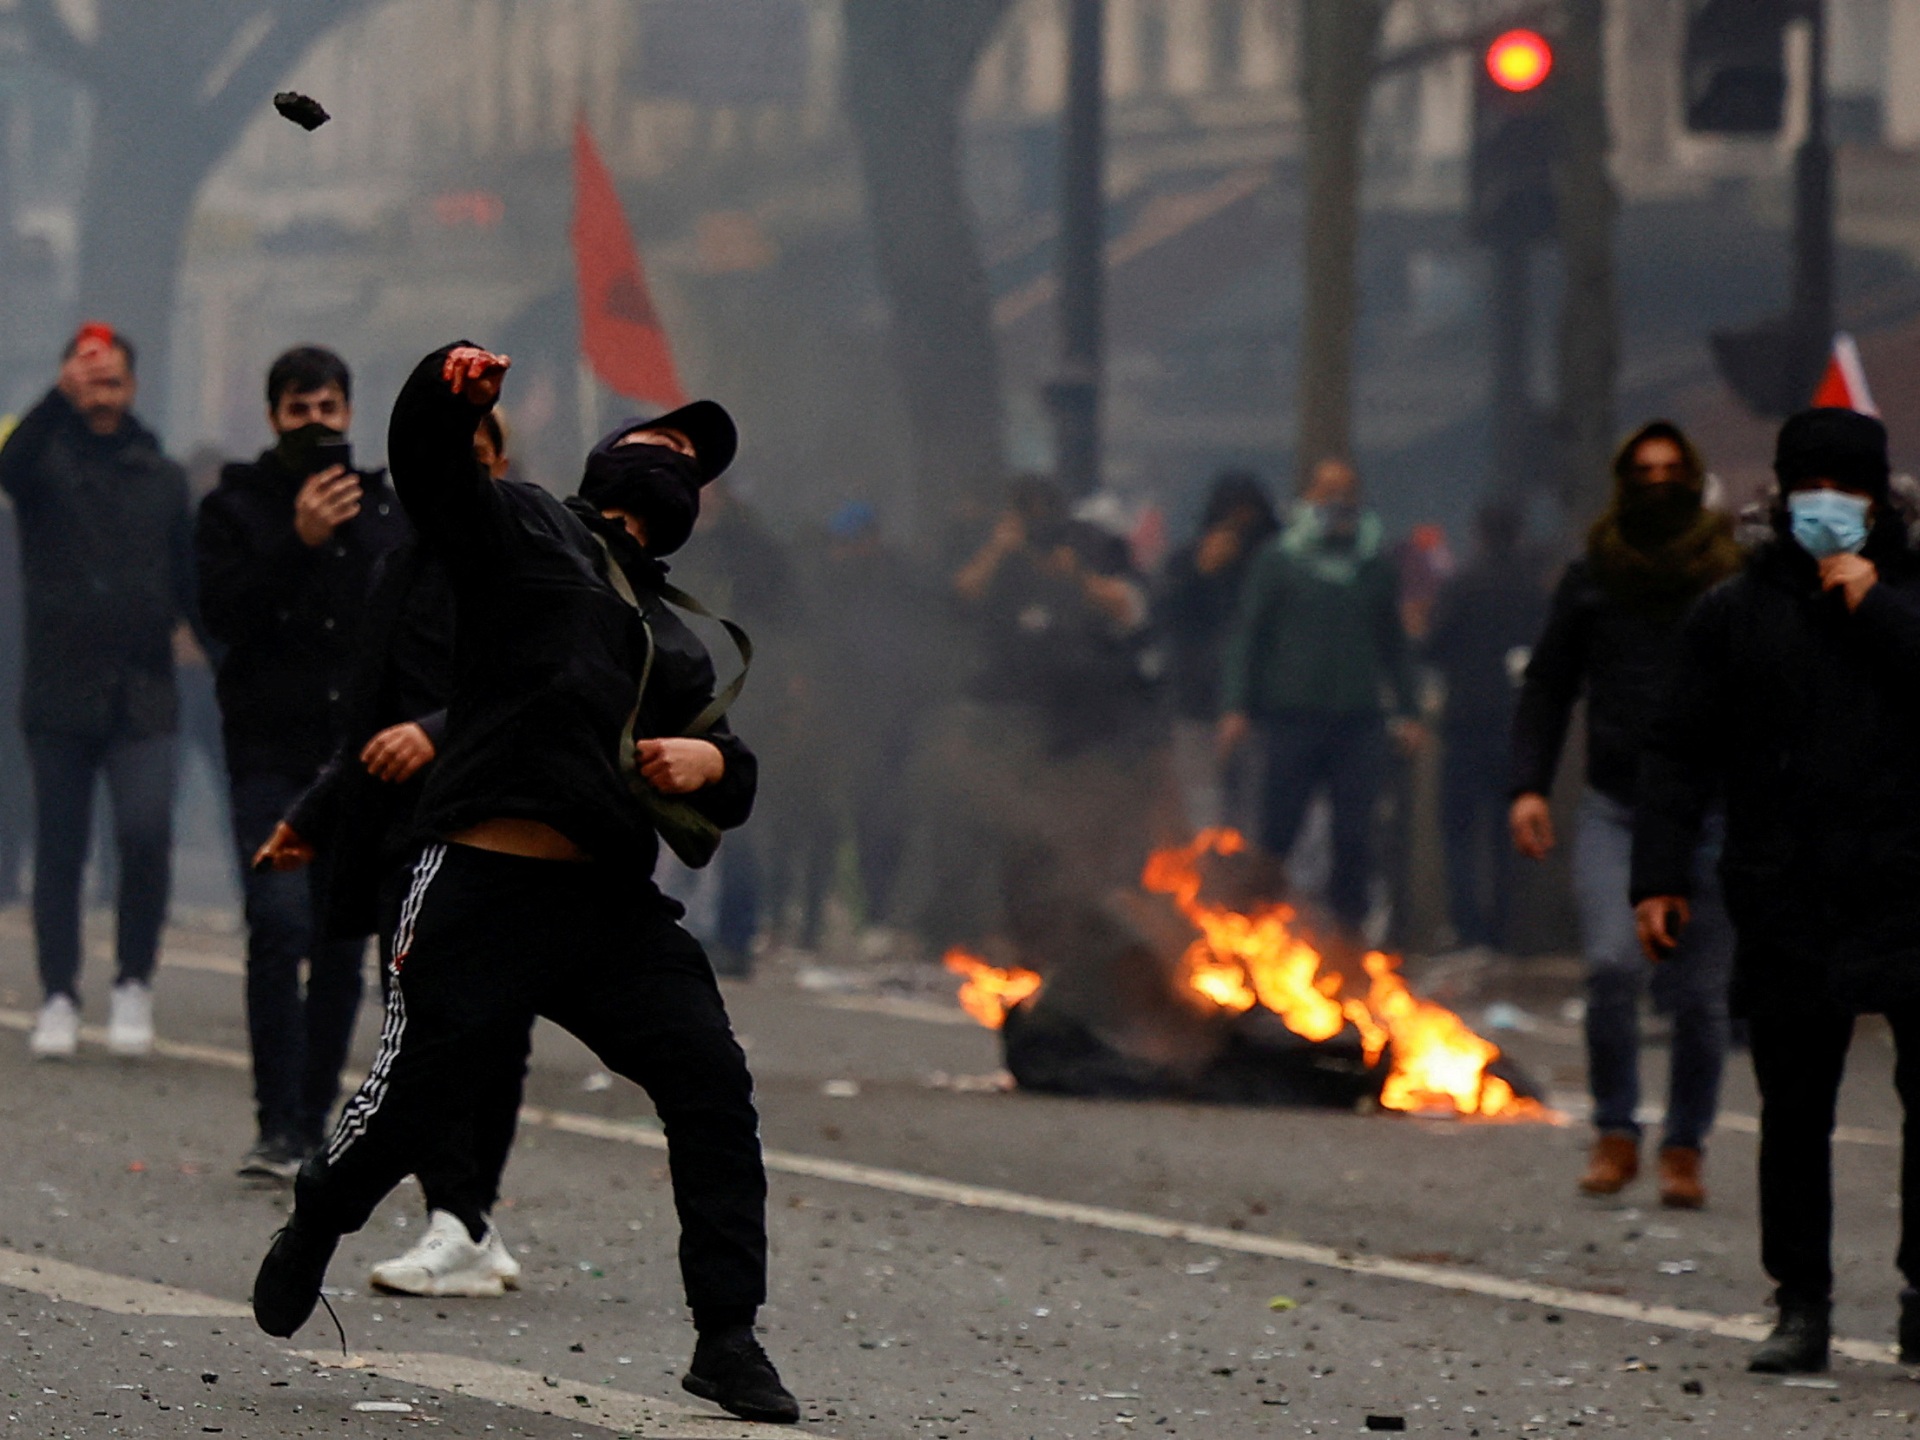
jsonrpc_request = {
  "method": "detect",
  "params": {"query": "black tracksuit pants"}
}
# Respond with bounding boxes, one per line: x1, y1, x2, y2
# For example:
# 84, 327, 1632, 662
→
297, 842, 768, 1328
1748, 999, 1920, 1306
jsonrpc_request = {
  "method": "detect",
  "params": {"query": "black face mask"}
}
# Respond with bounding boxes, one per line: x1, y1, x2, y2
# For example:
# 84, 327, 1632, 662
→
274, 421, 344, 477
577, 441, 703, 556
1618, 481, 1701, 547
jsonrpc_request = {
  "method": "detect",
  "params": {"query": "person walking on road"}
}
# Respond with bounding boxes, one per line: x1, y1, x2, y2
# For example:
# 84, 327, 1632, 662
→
250, 344, 796, 1424
1427, 502, 1546, 952
1635, 408, 1920, 1374
196, 346, 409, 1182
1217, 458, 1422, 936
0, 324, 198, 1062
1510, 421, 1741, 1208
1161, 470, 1278, 836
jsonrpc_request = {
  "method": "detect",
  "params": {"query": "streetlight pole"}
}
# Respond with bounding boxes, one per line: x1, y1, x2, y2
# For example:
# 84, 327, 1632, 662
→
1790, 0, 1833, 375
1048, 0, 1105, 498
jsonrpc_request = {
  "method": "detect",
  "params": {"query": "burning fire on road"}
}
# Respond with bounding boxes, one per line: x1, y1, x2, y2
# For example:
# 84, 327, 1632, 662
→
946, 829, 1548, 1120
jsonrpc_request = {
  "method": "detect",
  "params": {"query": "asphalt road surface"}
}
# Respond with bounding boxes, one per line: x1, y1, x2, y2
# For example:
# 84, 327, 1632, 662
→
3, 910, 1919, 1438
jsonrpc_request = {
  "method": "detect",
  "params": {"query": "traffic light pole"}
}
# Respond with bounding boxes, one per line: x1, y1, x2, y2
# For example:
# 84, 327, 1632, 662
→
1490, 238, 1533, 494
1791, 0, 1833, 368
1048, 0, 1105, 499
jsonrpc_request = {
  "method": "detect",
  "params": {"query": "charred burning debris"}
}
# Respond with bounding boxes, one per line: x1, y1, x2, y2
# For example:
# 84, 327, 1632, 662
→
947, 830, 1548, 1118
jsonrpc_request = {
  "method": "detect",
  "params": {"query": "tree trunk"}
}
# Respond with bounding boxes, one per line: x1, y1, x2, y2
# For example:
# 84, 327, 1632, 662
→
843, 1, 1012, 531
1553, 0, 1618, 519
73, 89, 225, 421
1295, 0, 1385, 482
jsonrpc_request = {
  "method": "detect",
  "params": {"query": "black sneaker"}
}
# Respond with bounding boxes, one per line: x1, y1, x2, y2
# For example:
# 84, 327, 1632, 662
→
1748, 1297, 1830, 1374
1900, 1287, 1920, 1363
252, 1218, 339, 1338
237, 1135, 306, 1185
682, 1325, 799, 1424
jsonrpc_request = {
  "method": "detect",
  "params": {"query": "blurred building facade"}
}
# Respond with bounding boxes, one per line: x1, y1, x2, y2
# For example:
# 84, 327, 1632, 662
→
0, 0, 1914, 535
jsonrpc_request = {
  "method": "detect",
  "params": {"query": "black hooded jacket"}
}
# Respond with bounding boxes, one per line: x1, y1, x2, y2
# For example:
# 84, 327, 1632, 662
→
196, 446, 410, 777
388, 344, 754, 872
0, 388, 197, 741
1632, 521, 1920, 1013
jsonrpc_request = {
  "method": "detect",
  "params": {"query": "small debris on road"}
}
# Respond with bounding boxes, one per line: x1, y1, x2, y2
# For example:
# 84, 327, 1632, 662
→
351, 1400, 414, 1413
1267, 1295, 1298, 1311
1365, 1415, 1407, 1431
822, 1078, 861, 1098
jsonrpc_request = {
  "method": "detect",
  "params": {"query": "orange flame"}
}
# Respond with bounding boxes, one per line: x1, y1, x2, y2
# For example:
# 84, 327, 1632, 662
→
944, 949, 1042, 1030
949, 828, 1546, 1120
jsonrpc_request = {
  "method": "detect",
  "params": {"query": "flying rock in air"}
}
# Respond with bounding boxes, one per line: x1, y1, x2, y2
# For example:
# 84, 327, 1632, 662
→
273, 92, 330, 131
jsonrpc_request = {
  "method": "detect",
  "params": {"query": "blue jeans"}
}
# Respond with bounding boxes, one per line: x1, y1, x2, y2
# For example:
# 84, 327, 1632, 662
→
1259, 711, 1385, 932
230, 769, 366, 1148
1573, 789, 1732, 1150
28, 731, 175, 1001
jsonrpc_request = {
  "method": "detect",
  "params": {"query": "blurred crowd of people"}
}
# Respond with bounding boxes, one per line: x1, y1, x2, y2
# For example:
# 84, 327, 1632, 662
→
7, 318, 1920, 1375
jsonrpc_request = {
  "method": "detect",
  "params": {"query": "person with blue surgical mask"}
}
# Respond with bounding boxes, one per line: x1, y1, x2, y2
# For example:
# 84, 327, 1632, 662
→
1634, 406, 1920, 1376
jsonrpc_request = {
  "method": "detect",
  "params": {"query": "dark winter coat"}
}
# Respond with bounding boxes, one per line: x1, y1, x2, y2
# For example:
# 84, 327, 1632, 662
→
1509, 558, 1698, 805
1160, 543, 1261, 722
286, 540, 454, 941
389, 344, 755, 872
196, 448, 411, 779
1427, 556, 1548, 737
1632, 530, 1920, 1013
0, 389, 196, 741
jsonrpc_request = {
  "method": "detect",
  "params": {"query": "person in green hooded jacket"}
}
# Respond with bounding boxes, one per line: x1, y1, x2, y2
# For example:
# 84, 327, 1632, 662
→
1217, 458, 1422, 933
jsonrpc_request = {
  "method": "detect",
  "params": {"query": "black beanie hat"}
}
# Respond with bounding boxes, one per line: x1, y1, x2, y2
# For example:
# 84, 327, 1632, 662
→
1774, 407, 1890, 499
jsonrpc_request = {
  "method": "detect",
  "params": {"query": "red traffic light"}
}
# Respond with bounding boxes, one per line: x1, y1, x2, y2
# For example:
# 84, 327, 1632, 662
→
1486, 29, 1553, 92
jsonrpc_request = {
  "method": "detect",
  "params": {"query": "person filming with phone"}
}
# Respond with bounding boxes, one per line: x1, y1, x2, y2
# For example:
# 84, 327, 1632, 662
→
197, 346, 410, 1183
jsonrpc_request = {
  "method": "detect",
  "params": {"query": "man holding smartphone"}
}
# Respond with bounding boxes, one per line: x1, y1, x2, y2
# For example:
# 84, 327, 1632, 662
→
197, 345, 409, 1181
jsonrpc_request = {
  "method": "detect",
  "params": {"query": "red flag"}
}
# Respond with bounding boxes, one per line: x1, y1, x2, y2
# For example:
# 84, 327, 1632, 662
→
1809, 332, 1878, 416
572, 117, 686, 408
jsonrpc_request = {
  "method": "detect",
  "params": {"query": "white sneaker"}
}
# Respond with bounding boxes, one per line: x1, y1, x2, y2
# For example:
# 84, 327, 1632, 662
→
369, 1210, 505, 1297
106, 980, 154, 1057
484, 1222, 522, 1291
28, 994, 78, 1060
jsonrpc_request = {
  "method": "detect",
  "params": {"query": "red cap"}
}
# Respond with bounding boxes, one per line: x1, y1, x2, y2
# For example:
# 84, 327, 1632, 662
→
72, 321, 118, 354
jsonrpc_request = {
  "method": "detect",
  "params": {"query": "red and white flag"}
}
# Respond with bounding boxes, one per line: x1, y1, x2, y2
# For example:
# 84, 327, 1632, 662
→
1809, 332, 1878, 416
572, 117, 686, 409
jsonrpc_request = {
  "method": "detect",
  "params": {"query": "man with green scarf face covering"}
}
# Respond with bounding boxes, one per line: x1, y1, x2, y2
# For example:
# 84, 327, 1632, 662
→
1509, 420, 1742, 1209
1218, 458, 1422, 935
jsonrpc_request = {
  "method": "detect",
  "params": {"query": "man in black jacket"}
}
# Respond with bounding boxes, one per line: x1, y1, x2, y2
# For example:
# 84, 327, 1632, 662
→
1634, 408, 1920, 1375
0, 324, 197, 1062
250, 344, 796, 1424
257, 418, 527, 1300
196, 346, 410, 1181
1510, 421, 1742, 1208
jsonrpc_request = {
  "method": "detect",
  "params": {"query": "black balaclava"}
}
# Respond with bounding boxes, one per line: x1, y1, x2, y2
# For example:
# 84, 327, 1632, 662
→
578, 426, 704, 556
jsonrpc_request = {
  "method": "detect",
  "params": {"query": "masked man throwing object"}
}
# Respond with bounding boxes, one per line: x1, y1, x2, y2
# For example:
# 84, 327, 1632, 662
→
249, 344, 795, 1425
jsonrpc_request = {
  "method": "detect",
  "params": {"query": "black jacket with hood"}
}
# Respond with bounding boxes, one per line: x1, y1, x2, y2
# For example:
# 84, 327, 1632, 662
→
196, 444, 410, 778
0, 387, 197, 741
388, 344, 754, 875
1510, 423, 1741, 805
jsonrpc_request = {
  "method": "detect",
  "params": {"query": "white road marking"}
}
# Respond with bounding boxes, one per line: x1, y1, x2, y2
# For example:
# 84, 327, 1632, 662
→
296, 1350, 791, 1439
0, 1247, 249, 1318
0, 1008, 1904, 1369
0, 1245, 780, 1434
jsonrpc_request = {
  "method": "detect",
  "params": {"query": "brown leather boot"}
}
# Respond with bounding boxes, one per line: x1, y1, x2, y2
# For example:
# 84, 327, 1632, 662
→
1658, 1146, 1706, 1209
1579, 1133, 1639, 1195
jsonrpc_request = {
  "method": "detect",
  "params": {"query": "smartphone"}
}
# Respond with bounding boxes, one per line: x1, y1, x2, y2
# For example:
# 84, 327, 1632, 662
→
311, 435, 353, 476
